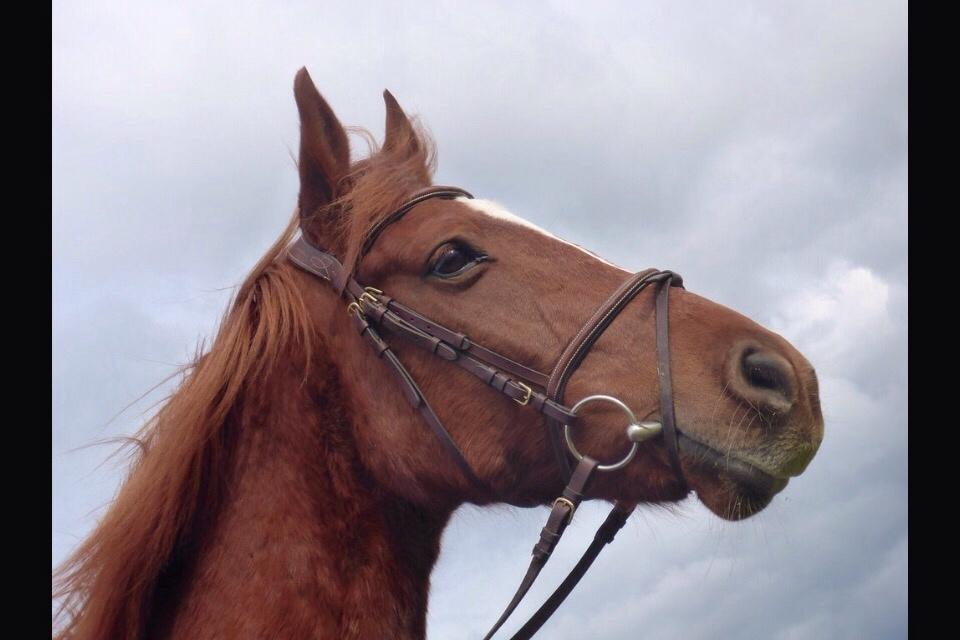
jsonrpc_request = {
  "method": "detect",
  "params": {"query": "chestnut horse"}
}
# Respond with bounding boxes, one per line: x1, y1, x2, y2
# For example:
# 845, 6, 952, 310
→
53, 68, 824, 639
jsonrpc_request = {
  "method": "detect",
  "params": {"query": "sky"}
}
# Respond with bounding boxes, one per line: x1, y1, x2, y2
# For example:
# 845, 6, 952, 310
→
52, 2, 907, 638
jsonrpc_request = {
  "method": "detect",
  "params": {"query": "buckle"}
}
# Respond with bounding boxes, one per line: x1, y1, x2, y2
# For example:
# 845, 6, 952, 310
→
552, 496, 576, 523
358, 286, 382, 307
514, 381, 533, 406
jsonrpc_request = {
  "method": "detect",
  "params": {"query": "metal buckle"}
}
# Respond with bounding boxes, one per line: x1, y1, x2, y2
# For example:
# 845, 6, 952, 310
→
346, 301, 362, 316
359, 287, 381, 306
514, 381, 533, 406
553, 496, 576, 523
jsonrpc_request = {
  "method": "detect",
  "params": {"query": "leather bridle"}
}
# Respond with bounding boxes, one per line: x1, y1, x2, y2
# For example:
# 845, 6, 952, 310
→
287, 185, 686, 639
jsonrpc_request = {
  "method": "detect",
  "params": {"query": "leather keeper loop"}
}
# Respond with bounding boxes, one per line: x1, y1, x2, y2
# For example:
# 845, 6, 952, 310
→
595, 510, 630, 545
365, 301, 389, 323
435, 342, 459, 361
429, 337, 460, 361
362, 328, 390, 357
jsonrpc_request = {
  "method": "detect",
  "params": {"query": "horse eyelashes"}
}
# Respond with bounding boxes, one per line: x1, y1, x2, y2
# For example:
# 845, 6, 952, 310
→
429, 242, 487, 278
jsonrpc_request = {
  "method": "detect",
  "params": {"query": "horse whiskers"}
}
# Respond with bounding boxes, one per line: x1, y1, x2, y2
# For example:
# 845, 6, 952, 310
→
709, 381, 732, 425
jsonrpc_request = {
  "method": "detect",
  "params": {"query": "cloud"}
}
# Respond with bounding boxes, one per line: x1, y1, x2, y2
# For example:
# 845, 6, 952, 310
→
53, 1, 906, 637
768, 262, 904, 394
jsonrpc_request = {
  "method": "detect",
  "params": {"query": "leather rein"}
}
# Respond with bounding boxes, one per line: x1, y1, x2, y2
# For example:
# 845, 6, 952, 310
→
287, 185, 686, 639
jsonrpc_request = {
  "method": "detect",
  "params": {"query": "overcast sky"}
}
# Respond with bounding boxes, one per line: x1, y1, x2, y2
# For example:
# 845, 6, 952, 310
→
53, 2, 906, 638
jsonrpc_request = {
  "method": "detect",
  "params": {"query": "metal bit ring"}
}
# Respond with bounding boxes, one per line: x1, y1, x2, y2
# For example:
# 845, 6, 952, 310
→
563, 395, 661, 472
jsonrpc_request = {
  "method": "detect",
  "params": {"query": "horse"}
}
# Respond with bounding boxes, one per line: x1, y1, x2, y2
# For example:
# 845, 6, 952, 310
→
53, 67, 824, 639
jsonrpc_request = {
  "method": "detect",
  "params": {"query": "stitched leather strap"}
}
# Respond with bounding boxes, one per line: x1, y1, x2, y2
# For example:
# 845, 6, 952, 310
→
545, 269, 683, 481
290, 230, 585, 491
289, 237, 571, 422
655, 276, 686, 486
350, 310, 488, 492
508, 501, 636, 640
358, 185, 474, 267
485, 270, 683, 638
482, 457, 600, 640
382, 297, 550, 388
357, 294, 577, 424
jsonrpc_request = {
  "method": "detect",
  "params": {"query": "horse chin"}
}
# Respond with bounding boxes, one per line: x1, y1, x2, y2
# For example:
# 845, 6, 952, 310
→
678, 433, 790, 521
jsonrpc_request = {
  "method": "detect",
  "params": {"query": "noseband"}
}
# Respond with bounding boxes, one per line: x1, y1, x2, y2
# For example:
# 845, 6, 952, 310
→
288, 185, 686, 639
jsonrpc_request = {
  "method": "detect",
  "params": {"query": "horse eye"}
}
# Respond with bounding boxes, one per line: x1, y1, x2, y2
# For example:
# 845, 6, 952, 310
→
429, 242, 487, 278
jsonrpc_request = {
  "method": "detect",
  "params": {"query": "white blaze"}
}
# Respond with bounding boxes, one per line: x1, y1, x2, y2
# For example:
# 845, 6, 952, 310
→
457, 197, 624, 270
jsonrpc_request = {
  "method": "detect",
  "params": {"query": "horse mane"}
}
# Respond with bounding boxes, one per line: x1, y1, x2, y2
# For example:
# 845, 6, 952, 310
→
52, 211, 315, 639
52, 118, 438, 639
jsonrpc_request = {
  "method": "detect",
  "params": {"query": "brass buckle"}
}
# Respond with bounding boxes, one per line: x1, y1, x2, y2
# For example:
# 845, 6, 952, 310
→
514, 381, 533, 406
346, 301, 362, 316
553, 496, 576, 523
358, 286, 382, 307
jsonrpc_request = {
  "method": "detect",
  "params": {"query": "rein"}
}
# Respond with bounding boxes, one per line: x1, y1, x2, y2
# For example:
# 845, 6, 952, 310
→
287, 185, 685, 638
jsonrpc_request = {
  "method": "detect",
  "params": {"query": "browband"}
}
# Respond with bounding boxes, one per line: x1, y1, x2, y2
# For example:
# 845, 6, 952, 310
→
359, 186, 474, 261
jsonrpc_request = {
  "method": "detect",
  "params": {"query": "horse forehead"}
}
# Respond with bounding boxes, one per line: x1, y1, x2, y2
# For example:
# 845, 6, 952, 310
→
456, 197, 623, 270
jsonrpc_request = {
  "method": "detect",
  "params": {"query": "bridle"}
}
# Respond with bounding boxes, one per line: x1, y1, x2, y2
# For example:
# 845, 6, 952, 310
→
287, 185, 686, 639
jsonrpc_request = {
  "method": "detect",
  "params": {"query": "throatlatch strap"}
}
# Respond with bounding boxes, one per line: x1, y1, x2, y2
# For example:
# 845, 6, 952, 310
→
350, 309, 489, 493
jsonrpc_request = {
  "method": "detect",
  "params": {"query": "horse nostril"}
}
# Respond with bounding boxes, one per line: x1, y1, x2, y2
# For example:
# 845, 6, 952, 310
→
729, 345, 797, 413
742, 351, 790, 394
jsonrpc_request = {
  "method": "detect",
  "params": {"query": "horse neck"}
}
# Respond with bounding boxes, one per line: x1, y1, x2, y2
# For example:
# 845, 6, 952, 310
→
152, 352, 453, 639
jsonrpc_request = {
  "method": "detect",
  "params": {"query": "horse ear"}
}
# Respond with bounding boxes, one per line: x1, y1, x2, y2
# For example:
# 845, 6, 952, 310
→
294, 68, 351, 228
382, 89, 420, 158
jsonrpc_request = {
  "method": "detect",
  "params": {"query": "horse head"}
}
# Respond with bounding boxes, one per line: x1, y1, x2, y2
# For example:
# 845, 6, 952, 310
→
292, 68, 823, 521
